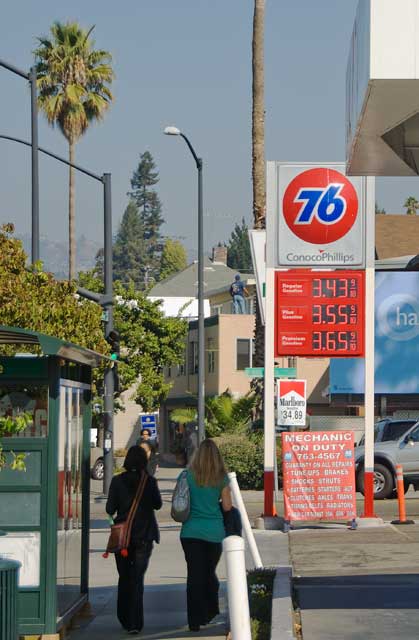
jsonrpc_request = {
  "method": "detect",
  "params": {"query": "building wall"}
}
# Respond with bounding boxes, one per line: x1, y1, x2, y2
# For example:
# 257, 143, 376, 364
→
113, 383, 142, 450
218, 315, 255, 396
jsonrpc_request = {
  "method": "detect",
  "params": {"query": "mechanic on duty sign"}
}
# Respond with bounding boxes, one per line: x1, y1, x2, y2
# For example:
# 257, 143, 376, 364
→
278, 380, 306, 427
281, 430, 356, 521
266, 162, 367, 268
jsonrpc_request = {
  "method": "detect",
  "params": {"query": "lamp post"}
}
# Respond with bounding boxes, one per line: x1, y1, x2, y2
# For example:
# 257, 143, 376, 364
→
0, 133, 114, 494
0, 59, 39, 264
164, 126, 205, 444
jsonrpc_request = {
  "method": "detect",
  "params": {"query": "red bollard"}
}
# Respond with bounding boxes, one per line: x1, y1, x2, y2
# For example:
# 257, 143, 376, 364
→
391, 464, 415, 525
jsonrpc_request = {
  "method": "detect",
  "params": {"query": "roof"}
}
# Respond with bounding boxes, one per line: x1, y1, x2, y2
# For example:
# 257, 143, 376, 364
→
0, 326, 108, 368
148, 257, 253, 298
376, 214, 419, 259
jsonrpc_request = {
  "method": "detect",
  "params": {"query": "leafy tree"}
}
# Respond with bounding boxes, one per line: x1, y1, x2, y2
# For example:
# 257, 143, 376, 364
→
78, 270, 188, 411
205, 391, 256, 437
128, 151, 165, 282
0, 224, 107, 354
404, 196, 419, 216
34, 21, 114, 280
226, 219, 253, 271
159, 239, 188, 280
113, 200, 147, 286
375, 203, 386, 215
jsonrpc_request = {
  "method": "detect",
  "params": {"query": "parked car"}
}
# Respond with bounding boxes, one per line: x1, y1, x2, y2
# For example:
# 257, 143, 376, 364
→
355, 418, 419, 499
90, 446, 104, 481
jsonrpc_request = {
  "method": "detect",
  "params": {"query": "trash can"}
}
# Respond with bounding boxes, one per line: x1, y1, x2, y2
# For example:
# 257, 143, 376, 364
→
0, 558, 20, 640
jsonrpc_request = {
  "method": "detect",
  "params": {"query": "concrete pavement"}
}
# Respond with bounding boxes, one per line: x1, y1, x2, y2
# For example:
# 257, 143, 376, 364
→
68, 466, 289, 640
290, 523, 419, 639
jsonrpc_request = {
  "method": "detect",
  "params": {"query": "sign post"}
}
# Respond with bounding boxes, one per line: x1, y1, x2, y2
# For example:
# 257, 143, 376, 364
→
263, 266, 276, 517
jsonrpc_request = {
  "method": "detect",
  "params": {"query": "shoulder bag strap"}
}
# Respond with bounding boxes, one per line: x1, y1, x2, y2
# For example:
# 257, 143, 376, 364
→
123, 472, 148, 547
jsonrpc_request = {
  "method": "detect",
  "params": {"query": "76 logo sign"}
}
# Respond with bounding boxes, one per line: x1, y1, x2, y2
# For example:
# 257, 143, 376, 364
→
282, 168, 358, 245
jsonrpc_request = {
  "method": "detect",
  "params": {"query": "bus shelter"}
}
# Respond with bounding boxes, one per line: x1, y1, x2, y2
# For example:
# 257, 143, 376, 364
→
0, 326, 107, 638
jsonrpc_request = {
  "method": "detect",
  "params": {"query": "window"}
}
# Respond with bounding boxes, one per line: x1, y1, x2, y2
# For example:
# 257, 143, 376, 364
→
167, 366, 172, 378
236, 339, 252, 370
178, 350, 186, 376
211, 305, 223, 316
207, 338, 216, 374
288, 357, 297, 368
188, 341, 198, 374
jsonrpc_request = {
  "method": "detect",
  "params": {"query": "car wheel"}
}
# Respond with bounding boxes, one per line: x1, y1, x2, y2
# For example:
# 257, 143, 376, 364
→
92, 458, 104, 481
357, 463, 394, 500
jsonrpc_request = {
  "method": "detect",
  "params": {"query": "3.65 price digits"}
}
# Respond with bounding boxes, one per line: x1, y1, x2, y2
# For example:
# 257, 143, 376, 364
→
312, 304, 357, 325
312, 331, 358, 352
312, 278, 358, 298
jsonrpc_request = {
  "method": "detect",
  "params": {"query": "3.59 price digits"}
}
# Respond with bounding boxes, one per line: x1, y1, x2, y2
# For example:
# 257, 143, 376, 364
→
312, 304, 357, 325
312, 331, 358, 352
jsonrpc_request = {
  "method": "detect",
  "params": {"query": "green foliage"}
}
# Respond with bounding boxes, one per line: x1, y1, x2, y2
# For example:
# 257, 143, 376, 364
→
226, 218, 253, 271
205, 391, 256, 437
248, 568, 276, 640
215, 433, 264, 489
170, 408, 197, 426
0, 413, 31, 471
77, 271, 188, 411
0, 224, 107, 354
404, 196, 419, 216
113, 200, 147, 287
159, 239, 188, 280
128, 151, 164, 284
34, 21, 114, 145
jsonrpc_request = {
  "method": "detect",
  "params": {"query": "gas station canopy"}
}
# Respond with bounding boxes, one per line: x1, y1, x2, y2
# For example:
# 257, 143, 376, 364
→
346, 0, 419, 176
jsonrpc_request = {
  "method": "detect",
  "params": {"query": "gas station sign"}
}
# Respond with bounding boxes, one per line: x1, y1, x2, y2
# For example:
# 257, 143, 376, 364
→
275, 270, 365, 357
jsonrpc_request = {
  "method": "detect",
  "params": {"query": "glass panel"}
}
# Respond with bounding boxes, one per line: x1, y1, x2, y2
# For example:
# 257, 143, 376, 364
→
0, 532, 40, 587
237, 339, 250, 370
0, 451, 42, 485
0, 493, 40, 526
57, 384, 84, 616
0, 384, 48, 437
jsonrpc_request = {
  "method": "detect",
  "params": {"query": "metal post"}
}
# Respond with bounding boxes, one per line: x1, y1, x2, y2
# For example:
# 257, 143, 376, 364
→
263, 266, 275, 517
29, 66, 40, 264
103, 173, 114, 495
197, 158, 205, 443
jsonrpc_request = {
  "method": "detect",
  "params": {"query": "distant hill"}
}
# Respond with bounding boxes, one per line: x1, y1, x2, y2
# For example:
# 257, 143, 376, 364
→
18, 234, 101, 279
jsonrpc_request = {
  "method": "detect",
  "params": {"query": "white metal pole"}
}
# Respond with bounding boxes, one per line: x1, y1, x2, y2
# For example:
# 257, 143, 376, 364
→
228, 472, 263, 569
223, 536, 252, 640
363, 177, 376, 518
263, 266, 276, 516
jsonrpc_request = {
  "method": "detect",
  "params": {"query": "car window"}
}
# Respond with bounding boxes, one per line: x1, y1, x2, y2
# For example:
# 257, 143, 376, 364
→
382, 421, 417, 441
408, 426, 419, 443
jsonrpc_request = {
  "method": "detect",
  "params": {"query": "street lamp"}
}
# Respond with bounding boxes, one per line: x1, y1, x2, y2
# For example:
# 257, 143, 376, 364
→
0, 59, 39, 264
164, 125, 205, 444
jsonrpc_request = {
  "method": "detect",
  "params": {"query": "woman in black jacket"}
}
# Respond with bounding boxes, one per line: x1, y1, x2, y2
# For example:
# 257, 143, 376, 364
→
106, 446, 162, 634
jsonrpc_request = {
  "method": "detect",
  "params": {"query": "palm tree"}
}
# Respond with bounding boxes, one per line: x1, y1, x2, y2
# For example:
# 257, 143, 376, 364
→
251, 1, 266, 373
34, 22, 114, 280
404, 196, 419, 216
205, 391, 256, 437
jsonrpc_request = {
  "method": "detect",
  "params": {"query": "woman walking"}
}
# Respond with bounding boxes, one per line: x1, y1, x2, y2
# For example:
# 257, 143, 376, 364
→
180, 439, 232, 632
106, 446, 162, 634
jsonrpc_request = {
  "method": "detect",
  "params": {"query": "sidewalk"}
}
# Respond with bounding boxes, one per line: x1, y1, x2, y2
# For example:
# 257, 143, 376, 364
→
290, 523, 419, 640
68, 467, 290, 640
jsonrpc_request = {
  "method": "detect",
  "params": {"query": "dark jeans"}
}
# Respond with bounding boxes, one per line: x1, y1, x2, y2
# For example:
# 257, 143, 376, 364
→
115, 541, 153, 631
181, 537, 222, 628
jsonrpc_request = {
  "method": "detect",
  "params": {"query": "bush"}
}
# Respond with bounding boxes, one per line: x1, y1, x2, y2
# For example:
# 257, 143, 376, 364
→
215, 434, 264, 489
248, 568, 276, 640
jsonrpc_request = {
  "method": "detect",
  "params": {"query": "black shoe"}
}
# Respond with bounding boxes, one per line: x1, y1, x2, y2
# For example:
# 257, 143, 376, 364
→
127, 630, 140, 635
189, 624, 200, 632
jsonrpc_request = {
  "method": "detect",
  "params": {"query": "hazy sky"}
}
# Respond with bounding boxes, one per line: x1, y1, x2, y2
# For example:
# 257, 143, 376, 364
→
1, 1, 418, 264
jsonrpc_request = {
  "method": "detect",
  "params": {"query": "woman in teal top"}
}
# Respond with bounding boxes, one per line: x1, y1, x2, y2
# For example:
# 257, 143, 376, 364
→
179, 439, 232, 632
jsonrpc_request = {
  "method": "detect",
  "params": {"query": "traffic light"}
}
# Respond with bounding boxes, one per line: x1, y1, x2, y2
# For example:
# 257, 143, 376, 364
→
107, 329, 120, 361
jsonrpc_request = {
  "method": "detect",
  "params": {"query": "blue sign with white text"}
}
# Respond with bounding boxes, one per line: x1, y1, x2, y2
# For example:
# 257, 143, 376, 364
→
140, 414, 157, 438
330, 272, 419, 394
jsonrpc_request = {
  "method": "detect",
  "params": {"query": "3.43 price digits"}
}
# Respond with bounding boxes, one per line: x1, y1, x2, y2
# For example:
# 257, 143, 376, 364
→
312, 278, 359, 298
312, 331, 358, 352
312, 304, 357, 325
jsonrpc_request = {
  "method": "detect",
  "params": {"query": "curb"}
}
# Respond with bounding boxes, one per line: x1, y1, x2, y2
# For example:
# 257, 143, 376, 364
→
271, 566, 294, 639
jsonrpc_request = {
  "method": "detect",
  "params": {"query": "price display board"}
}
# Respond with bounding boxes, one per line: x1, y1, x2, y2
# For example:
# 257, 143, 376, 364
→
275, 270, 364, 357
281, 431, 356, 522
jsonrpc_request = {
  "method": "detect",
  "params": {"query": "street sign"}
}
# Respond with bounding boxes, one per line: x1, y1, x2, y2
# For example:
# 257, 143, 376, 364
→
275, 270, 365, 357
281, 430, 356, 521
244, 367, 296, 378
278, 379, 306, 427
140, 413, 157, 438
248, 229, 266, 324
266, 162, 367, 268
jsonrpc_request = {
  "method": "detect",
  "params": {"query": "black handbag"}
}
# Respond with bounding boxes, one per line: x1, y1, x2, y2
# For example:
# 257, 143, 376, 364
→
221, 505, 242, 537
